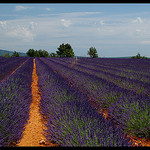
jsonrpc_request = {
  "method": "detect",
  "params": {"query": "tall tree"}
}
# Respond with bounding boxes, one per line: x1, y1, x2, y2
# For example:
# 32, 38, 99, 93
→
42, 50, 49, 57
26, 49, 36, 57
87, 47, 98, 58
56, 43, 74, 57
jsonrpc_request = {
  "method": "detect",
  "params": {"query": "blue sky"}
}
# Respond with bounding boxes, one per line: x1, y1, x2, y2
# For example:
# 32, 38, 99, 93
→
0, 3, 150, 57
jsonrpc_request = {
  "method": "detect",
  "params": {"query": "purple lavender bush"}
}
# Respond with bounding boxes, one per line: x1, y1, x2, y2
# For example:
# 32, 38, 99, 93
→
44, 57, 150, 139
0, 58, 33, 147
44, 57, 150, 97
36, 58, 134, 147
108, 95, 150, 138
40, 58, 142, 109
0, 57, 28, 81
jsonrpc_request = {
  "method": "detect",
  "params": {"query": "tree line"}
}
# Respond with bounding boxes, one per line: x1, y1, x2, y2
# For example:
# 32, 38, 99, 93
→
131, 52, 148, 59
26, 43, 99, 58
3, 43, 149, 59
3, 43, 99, 58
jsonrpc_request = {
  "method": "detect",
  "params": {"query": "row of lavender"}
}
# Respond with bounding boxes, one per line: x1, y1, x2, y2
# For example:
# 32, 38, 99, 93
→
40, 57, 150, 139
0, 57, 28, 82
52, 57, 150, 83
49, 57, 150, 76
0, 58, 33, 147
49, 57, 150, 96
36, 58, 134, 146
70, 57, 150, 74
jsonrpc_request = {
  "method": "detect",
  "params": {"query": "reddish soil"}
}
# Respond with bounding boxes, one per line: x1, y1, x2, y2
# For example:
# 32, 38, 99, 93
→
17, 59, 57, 147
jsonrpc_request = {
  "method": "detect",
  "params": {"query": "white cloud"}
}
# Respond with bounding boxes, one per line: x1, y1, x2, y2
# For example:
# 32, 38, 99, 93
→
2, 20, 37, 42
140, 40, 150, 44
132, 17, 144, 24
80, 11, 102, 15
58, 11, 102, 18
38, 11, 102, 18
0, 21, 7, 25
137, 17, 143, 23
135, 29, 141, 32
46, 8, 51, 11
15, 5, 33, 11
60, 19, 72, 27
29, 21, 37, 30
97, 28, 113, 33
0, 21, 7, 29
7, 26, 34, 42
15, 6, 27, 11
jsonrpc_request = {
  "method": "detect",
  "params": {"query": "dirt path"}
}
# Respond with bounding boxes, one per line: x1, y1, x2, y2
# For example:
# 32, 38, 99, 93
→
17, 59, 57, 147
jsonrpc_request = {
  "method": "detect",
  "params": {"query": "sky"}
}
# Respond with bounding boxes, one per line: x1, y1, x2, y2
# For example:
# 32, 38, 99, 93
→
0, 3, 150, 57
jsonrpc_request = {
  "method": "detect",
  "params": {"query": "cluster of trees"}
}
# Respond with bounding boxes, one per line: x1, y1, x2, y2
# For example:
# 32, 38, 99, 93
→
3, 43, 99, 58
4, 45, 149, 59
131, 52, 148, 59
26, 43, 75, 58
26, 49, 49, 57
2, 42, 150, 59
26, 43, 98, 58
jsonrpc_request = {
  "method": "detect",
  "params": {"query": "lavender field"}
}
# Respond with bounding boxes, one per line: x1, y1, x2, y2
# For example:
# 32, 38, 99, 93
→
1, 56, 150, 146
39, 57, 150, 140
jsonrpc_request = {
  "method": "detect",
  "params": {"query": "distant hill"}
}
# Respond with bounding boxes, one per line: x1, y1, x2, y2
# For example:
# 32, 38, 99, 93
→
0, 49, 26, 56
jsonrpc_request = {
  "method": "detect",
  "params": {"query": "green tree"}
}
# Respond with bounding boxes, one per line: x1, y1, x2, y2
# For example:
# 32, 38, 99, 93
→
26, 49, 49, 57
136, 52, 141, 59
37, 49, 49, 57
42, 50, 49, 57
56, 43, 74, 57
131, 52, 148, 59
87, 47, 98, 58
50, 52, 58, 57
38, 49, 43, 57
26, 49, 36, 57
12, 51, 20, 57
35, 50, 40, 57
